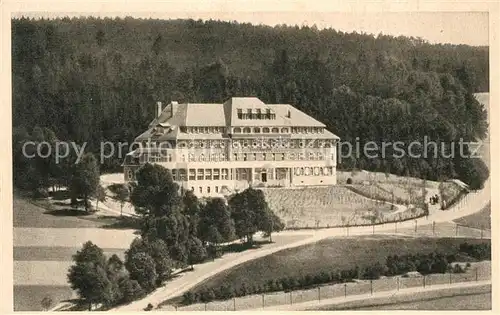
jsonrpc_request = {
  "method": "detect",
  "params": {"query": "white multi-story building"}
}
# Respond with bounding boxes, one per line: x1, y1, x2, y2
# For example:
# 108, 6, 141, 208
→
124, 97, 339, 196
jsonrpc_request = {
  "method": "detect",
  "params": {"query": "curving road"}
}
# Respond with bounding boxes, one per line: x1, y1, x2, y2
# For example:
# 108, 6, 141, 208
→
108, 93, 491, 312
108, 175, 490, 312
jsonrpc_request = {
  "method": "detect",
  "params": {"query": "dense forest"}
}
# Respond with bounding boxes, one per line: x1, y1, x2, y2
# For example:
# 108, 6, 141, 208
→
12, 17, 489, 188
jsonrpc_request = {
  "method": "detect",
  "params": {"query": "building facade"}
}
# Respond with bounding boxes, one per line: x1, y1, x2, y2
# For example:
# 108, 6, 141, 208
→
124, 97, 339, 197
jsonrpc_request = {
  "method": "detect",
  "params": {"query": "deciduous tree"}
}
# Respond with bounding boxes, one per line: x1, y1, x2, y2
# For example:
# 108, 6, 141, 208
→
70, 154, 100, 212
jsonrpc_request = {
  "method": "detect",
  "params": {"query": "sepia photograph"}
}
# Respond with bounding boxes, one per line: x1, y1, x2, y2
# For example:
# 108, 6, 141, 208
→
6, 3, 496, 312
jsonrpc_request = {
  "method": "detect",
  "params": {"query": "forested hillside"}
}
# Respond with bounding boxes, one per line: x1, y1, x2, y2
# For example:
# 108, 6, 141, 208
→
12, 17, 489, 188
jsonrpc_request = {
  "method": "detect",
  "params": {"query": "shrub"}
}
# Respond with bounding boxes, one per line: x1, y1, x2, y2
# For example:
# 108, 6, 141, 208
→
144, 303, 153, 311
459, 242, 491, 260
218, 285, 234, 299
200, 289, 215, 303
288, 277, 300, 290
41, 296, 53, 311
362, 262, 388, 280
34, 188, 49, 199
274, 280, 283, 291
183, 292, 195, 304
453, 264, 465, 274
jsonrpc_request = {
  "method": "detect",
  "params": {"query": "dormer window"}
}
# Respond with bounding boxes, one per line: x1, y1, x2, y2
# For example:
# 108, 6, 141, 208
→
154, 127, 164, 134
256, 109, 262, 119
266, 108, 271, 119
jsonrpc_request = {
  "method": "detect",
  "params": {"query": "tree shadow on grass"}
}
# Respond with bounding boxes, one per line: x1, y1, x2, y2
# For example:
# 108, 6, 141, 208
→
49, 190, 72, 201
221, 239, 273, 254
98, 215, 142, 231
55, 298, 90, 311
43, 208, 93, 217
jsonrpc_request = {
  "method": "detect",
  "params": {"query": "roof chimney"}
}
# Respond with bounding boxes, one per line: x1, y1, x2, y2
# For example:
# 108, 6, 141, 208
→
171, 101, 178, 117
157, 101, 162, 118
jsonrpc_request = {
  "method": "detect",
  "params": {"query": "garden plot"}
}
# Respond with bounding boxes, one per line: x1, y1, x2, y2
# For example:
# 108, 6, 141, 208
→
261, 186, 423, 228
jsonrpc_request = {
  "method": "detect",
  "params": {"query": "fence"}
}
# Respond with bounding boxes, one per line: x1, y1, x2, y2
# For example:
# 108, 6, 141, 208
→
385, 220, 491, 239
162, 263, 491, 311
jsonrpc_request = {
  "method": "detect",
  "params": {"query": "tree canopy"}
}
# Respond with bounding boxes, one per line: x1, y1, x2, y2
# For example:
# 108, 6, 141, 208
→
12, 17, 489, 188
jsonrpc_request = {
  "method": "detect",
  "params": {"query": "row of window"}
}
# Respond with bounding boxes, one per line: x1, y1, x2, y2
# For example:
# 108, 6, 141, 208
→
232, 127, 324, 134
291, 127, 325, 134
237, 108, 276, 120
294, 166, 334, 176
176, 139, 335, 149
192, 186, 221, 194
232, 152, 335, 162
230, 139, 334, 149
141, 151, 336, 163
179, 126, 226, 134
172, 168, 231, 181
178, 140, 226, 149
170, 126, 326, 135
171, 168, 288, 182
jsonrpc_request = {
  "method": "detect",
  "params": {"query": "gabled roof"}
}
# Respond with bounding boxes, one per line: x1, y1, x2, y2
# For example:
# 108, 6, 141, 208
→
185, 103, 226, 126
224, 97, 325, 127
136, 97, 337, 142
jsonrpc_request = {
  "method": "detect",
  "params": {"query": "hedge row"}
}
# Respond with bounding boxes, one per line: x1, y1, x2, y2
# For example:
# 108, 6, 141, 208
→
181, 242, 490, 305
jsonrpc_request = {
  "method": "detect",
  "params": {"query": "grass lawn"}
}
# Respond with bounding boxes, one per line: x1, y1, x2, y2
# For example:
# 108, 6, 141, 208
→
14, 246, 126, 261
361, 292, 491, 310
14, 195, 140, 229
454, 203, 491, 230
396, 221, 491, 239
14, 285, 74, 311
313, 285, 491, 310
13, 194, 138, 311
183, 235, 490, 297
14, 196, 103, 228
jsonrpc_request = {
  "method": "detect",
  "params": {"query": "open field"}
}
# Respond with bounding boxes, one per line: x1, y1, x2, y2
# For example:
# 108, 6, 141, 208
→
14, 227, 137, 248
261, 186, 424, 228
13, 246, 126, 261
14, 193, 140, 229
337, 170, 440, 188
13, 196, 106, 229
177, 235, 490, 298
311, 284, 491, 310
395, 221, 491, 239
14, 285, 75, 312
358, 292, 491, 310
454, 203, 491, 230
13, 194, 138, 311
